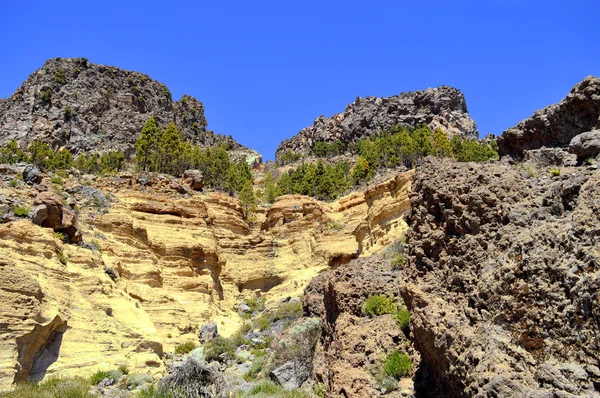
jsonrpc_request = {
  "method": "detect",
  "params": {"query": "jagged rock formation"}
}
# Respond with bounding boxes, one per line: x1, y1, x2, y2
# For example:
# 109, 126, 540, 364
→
402, 157, 600, 397
0, 168, 413, 390
0, 58, 251, 157
276, 86, 478, 160
498, 76, 600, 159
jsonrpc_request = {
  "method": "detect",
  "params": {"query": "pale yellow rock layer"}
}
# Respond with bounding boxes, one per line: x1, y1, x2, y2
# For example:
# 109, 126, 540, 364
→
0, 169, 413, 390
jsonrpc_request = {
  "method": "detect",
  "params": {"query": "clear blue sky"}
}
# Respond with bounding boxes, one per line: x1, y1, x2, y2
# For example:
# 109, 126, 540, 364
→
1, 1, 598, 159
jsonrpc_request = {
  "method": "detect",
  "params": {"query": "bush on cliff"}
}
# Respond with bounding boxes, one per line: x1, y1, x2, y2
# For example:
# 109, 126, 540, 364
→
363, 295, 397, 316
383, 351, 412, 379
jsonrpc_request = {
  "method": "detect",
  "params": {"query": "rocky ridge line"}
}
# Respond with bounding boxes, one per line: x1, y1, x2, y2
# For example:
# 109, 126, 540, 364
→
275, 86, 478, 160
0, 58, 255, 158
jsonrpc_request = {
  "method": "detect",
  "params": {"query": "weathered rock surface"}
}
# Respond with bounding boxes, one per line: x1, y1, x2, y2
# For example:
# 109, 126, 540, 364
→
276, 86, 478, 160
0, 169, 413, 390
304, 255, 419, 397
522, 147, 577, 168
402, 157, 600, 397
569, 130, 600, 160
0, 221, 165, 390
498, 76, 600, 158
0, 58, 253, 157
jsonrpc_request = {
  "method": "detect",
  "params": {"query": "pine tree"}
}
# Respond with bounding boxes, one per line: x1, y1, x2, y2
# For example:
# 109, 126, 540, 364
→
263, 172, 279, 204
135, 117, 157, 171
352, 157, 370, 185
433, 128, 453, 158
239, 180, 257, 220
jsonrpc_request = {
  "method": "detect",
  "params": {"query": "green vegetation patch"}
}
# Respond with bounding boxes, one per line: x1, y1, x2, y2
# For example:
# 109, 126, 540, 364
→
383, 351, 412, 379
174, 341, 197, 355
363, 294, 397, 316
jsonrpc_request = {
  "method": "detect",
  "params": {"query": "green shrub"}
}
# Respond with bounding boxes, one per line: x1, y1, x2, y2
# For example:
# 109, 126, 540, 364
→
64, 105, 72, 120
13, 206, 29, 217
54, 232, 66, 242
58, 251, 68, 265
8, 179, 18, 188
244, 296, 266, 312
90, 370, 111, 385
363, 295, 397, 316
395, 309, 410, 333
246, 381, 282, 396
271, 301, 302, 322
203, 337, 235, 362
255, 315, 271, 331
117, 365, 129, 375
383, 352, 412, 379
174, 341, 197, 355
137, 384, 172, 398
313, 383, 326, 398
549, 168, 561, 176
243, 351, 265, 381
55, 69, 67, 85
391, 254, 405, 270
51, 175, 64, 185
36, 88, 53, 103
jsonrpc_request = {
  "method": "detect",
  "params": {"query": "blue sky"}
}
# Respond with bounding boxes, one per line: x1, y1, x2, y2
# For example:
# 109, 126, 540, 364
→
1, 1, 598, 159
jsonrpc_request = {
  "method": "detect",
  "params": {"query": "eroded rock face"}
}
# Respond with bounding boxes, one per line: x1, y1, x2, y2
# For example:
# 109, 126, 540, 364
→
304, 255, 419, 397
0, 169, 414, 390
402, 157, 600, 397
276, 86, 478, 160
498, 76, 600, 158
0, 58, 248, 156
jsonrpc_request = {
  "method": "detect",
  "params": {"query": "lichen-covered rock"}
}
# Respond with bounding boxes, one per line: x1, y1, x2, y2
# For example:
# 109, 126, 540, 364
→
402, 157, 600, 397
276, 86, 478, 160
498, 76, 600, 158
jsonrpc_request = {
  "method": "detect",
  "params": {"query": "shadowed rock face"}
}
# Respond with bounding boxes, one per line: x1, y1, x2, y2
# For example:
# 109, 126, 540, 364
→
402, 157, 600, 397
498, 76, 600, 159
275, 86, 478, 160
0, 58, 244, 156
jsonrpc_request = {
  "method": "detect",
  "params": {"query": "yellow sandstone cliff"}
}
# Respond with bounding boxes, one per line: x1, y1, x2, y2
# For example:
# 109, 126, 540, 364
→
0, 169, 413, 390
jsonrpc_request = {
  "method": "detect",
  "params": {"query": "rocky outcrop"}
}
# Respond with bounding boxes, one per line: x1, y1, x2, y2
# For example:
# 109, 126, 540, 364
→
0, 221, 165, 390
498, 76, 600, 158
0, 58, 250, 156
402, 157, 600, 397
276, 86, 478, 160
303, 255, 419, 397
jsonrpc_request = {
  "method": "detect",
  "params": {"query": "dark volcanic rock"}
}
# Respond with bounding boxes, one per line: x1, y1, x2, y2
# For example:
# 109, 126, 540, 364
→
0, 58, 245, 156
276, 86, 478, 160
498, 76, 600, 158
569, 130, 600, 160
402, 157, 600, 397
22, 165, 42, 184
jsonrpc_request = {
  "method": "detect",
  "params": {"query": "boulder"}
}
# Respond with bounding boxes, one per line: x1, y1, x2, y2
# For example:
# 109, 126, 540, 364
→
569, 130, 600, 159
270, 361, 304, 390
22, 165, 42, 185
199, 322, 218, 343
523, 147, 577, 167
33, 192, 63, 229
183, 170, 204, 191
29, 205, 49, 226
